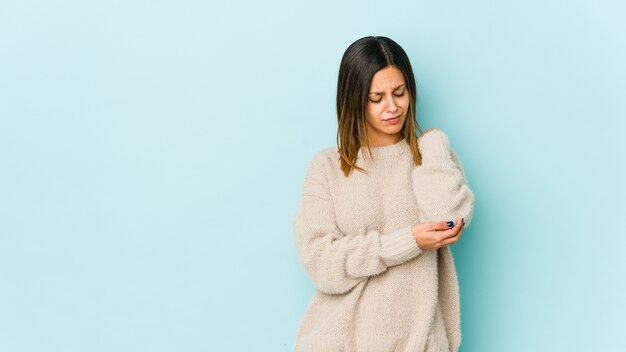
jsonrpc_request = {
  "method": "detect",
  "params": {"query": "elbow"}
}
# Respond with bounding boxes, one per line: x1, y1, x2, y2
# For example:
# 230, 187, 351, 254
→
314, 276, 362, 295
304, 258, 365, 295
294, 242, 365, 295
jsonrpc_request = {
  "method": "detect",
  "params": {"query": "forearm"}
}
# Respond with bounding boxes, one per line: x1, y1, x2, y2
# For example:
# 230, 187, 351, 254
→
293, 196, 422, 295
293, 152, 423, 295
411, 130, 475, 227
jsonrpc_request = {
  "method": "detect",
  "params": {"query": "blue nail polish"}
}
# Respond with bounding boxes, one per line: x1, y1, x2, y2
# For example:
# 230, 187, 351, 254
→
447, 221, 454, 228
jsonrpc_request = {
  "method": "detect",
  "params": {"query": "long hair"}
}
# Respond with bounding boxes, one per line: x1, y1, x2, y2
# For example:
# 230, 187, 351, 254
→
336, 35, 424, 177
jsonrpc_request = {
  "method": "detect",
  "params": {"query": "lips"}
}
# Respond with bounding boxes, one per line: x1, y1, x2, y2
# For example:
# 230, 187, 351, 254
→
385, 115, 400, 121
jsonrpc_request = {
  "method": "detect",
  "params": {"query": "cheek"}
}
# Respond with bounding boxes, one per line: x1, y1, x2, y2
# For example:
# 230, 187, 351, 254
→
401, 98, 410, 113
368, 104, 383, 117
367, 105, 382, 119
402, 96, 410, 108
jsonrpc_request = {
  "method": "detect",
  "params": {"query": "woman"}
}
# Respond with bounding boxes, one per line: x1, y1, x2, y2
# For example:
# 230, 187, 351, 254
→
292, 36, 475, 352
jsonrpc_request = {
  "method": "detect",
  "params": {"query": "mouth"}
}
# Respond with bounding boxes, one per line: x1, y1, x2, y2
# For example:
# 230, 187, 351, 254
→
384, 115, 401, 121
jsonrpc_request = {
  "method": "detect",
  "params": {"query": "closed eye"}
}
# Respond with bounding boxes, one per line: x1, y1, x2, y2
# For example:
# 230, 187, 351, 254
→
369, 91, 405, 104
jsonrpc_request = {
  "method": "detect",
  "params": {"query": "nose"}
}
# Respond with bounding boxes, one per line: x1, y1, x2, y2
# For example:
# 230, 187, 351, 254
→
385, 95, 399, 113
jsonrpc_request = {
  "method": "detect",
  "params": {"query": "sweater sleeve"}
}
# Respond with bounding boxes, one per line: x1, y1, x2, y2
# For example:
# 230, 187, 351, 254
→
293, 151, 423, 295
411, 129, 475, 227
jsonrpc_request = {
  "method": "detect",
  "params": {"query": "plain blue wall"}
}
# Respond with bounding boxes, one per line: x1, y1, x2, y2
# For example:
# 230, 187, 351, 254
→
1, 1, 624, 351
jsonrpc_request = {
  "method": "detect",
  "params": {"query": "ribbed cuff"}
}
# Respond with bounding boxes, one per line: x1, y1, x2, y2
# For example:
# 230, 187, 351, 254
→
379, 226, 423, 267
418, 129, 453, 165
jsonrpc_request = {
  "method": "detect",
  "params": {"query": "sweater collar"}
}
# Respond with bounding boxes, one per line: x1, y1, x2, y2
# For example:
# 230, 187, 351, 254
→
357, 137, 409, 159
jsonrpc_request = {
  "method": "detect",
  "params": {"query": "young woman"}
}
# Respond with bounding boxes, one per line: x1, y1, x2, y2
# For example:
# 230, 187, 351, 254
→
292, 36, 475, 352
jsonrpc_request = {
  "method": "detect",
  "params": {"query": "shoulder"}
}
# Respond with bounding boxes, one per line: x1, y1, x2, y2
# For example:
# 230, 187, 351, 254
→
419, 128, 468, 172
418, 128, 451, 152
301, 145, 343, 186
299, 146, 340, 195
305, 146, 339, 174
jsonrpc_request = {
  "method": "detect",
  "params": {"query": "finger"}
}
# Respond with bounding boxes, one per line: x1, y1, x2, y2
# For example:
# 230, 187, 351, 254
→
440, 234, 459, 247
429, 220, 455, 232
454, 223, 465, 239
438, 218, 463, 240
440, 224, 465, 247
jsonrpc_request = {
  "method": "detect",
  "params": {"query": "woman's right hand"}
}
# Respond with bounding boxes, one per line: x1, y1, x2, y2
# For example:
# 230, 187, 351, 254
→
411, 218, 464, 250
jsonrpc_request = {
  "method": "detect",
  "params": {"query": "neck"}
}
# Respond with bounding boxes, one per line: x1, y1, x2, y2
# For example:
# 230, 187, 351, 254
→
358, 136, 408, 159
366, 133, 404, 148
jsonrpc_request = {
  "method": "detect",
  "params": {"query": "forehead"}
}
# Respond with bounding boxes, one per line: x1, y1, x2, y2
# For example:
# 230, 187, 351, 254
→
369, 66, 405, 89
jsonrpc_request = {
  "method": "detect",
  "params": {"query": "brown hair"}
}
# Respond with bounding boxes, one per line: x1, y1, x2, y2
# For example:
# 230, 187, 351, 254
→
336, 35, 424, 177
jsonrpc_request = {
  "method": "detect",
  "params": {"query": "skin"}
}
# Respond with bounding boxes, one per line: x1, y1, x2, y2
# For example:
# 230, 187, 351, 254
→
412, 218, 465, 250
365, 65, 465, 249
365, 65, 410, 147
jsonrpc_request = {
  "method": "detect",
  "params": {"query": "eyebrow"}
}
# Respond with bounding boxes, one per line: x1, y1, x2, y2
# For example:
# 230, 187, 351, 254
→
369, 84, 406, 95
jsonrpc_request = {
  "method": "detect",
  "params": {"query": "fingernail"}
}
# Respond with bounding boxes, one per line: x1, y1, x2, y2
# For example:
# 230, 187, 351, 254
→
447, 221, 454, 228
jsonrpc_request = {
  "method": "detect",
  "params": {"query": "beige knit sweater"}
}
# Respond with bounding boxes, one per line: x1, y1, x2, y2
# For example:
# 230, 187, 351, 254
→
292, 129, 474, 352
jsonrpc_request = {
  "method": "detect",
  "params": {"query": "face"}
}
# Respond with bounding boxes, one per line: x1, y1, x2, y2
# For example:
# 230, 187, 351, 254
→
364, 65, 409, 147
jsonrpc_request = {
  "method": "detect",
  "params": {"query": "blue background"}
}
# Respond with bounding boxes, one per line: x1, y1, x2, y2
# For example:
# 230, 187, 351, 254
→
1, 1, 624, 351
